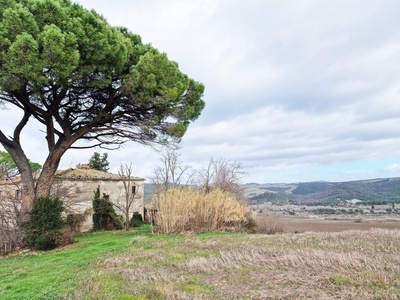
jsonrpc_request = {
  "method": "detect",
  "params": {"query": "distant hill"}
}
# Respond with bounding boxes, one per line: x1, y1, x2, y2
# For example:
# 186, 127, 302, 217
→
144, 183, 156, 203
243, 177, 400, 206
145, 178, 400, 206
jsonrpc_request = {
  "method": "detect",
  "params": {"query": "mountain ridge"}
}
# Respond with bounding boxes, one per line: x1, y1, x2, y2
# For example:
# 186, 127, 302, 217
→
243, 176, 400, 206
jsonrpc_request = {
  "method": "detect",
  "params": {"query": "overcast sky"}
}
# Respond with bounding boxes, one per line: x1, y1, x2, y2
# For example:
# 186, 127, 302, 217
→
2, 0, 400, 183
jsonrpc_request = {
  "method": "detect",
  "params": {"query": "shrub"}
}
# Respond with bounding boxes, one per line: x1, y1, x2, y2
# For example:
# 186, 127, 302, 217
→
153, 188, 249, 234
23, 196, 69, 250
65, 208, 92, 233
244, 212, 257, 233
130, 212, 144, 228
92, 186, 123, 230
252, 213, 284, 234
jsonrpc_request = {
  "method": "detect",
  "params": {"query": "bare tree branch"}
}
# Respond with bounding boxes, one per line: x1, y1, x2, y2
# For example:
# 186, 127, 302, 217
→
114, 163, 140, 231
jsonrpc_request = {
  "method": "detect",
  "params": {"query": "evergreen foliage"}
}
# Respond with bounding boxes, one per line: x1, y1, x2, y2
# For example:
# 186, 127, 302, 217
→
23, 197, 67, 250
88, 152, 109, 172
249, 191, 294, 205
92, 186, 123, 230
0, 150, 42, 178
130, 212, 145, 228
0, 0, 205, 213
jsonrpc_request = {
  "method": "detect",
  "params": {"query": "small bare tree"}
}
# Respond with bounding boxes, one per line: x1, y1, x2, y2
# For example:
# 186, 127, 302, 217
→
149, 149, 196, 233
149, 152, 249, 233
200, 157, 247, 199
114, 163, 139, 231
151, 149, 195, 192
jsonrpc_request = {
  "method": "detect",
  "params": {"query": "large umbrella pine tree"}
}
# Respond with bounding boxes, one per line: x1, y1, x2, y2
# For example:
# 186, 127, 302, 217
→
0, 0, 205, 216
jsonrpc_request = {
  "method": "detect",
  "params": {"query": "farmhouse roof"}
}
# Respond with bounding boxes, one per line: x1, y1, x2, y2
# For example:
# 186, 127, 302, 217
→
0, 168, 144, 184
55, 168, 144, 181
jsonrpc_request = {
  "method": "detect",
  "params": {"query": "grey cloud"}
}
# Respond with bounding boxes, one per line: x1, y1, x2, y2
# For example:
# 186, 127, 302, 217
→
2, 0, 400, 183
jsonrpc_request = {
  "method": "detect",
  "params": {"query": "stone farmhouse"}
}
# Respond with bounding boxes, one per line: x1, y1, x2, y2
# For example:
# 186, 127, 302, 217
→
0, 166, 145, 232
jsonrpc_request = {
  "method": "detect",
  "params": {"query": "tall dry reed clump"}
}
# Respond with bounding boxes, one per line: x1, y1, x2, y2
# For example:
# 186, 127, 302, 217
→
153, 188, 249, 234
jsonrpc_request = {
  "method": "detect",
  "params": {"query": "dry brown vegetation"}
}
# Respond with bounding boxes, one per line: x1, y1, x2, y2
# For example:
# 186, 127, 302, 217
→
253, 213, 285, 234
65, 228, 400, 299
281, 215, 400, 233
153, 188, 249, 234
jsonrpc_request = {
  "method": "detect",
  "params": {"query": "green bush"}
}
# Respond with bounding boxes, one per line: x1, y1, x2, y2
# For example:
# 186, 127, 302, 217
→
129, 212, 144, 228
92, 186, 123, 230
23, 197, 69, 250
315, 208, 336, 214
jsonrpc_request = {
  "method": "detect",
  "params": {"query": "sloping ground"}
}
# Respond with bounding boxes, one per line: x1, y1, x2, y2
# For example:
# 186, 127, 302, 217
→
1, 227, 399, 299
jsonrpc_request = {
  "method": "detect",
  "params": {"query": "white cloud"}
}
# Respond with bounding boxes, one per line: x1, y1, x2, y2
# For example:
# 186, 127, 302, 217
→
2, 0, 400, 183
384, 164, 400, 172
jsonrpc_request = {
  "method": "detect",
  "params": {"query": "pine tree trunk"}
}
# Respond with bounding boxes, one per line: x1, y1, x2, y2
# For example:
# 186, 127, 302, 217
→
35, 151, 64, 199
19, 168, 35, 219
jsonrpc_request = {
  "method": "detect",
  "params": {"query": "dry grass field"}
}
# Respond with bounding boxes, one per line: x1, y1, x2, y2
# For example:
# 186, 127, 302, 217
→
2, 225, 400, 299
282, 215, 400, 233
66, 228, 400, 299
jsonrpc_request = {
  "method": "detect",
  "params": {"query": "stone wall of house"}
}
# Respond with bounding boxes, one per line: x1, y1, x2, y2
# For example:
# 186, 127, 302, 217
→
0, 170, 145, 232
53, 178, 144, 231
0, 183, 23, 254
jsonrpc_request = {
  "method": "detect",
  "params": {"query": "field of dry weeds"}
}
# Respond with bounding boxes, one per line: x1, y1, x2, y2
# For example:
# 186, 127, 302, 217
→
281, 215, 400, 233
2, 224, 400, 299
63, 228, 400, 299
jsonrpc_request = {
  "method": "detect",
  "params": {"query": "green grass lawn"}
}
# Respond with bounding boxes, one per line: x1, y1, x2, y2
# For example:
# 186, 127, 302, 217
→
1, 226, 400, 299
0, 228, 146, 300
